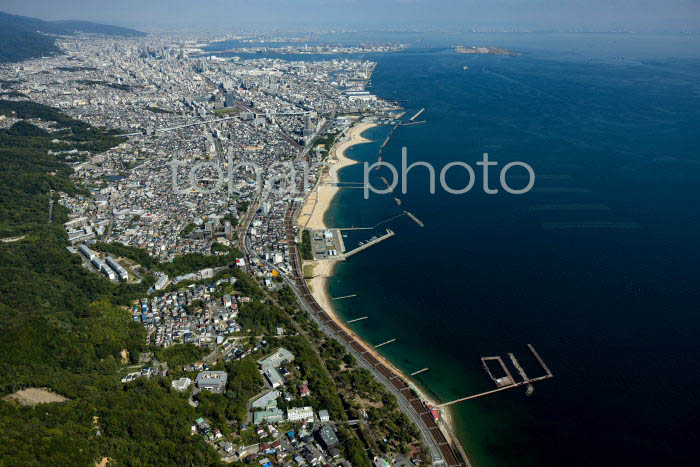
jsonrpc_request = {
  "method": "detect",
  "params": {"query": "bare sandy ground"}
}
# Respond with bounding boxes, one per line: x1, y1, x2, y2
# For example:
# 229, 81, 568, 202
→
3, 388, 69, 406
302, 120, 377, 230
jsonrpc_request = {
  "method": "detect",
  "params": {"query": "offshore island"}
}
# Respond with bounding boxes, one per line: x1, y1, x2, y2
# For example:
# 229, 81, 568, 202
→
454, 45, 520, 55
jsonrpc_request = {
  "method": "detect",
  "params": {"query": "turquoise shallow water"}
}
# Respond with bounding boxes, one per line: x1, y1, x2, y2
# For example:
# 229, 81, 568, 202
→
320, 34, 700, 467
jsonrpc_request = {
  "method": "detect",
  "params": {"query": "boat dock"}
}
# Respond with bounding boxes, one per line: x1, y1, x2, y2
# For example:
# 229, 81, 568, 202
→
343, 229, 395, 258
528, 343, 553, 377
409, 108, 425, 121
437, 344, 554, 407
481, 356, 515, 387
284, 201, 466, 466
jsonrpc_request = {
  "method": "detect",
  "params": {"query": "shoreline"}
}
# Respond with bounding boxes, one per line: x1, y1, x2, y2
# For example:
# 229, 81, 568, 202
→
296, 119, 466, 463
297, 119, 376, 231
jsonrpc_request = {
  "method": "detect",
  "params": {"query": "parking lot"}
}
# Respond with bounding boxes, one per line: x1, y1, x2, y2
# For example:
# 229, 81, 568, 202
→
310, 229, 345, 260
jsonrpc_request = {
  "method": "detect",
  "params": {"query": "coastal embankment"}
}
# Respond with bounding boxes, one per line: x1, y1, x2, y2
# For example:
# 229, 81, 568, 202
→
295, 119, 469, 465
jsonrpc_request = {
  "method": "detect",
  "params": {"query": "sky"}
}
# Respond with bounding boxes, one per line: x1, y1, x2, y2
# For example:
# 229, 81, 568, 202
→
2, 0, 699, 32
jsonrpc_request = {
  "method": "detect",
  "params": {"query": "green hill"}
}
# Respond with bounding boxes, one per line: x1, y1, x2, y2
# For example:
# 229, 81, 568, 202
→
0, 11, 145, 63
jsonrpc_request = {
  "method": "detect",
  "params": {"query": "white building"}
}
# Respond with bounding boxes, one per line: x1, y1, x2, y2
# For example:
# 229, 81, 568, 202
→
319, 409, 330, 422
106, 256, 129, 281
154, 274, 170, 291
79, 244, 96, 260
171, 377, 192, 392
287, 406, 314, 422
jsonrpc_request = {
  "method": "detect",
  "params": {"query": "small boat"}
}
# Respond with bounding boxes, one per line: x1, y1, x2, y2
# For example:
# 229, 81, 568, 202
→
463, 66, 469, 70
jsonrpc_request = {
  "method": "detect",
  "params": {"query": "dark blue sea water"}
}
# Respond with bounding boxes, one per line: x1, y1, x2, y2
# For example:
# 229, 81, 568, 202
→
208, 32, 700, 466
318, 34, 700, 467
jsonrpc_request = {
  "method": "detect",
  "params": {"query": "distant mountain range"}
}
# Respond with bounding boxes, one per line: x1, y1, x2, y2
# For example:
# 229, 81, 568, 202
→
0, 11, 145, 63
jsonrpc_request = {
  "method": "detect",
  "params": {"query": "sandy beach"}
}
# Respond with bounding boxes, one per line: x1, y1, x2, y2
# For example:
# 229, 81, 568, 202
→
295, 119, 464, 459
297, 120, 376, 230
306, 257, 458, 438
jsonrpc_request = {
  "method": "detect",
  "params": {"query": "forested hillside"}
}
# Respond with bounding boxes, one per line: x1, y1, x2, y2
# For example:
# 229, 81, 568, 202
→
0, 99, 222, 465
0, 11, 145, 63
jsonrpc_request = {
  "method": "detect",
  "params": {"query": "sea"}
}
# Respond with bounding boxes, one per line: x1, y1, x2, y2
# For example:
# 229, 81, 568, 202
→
210, 33, 700, 466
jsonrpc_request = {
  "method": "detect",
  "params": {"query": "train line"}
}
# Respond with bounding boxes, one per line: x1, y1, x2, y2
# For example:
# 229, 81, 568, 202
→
282, 201, 467, 467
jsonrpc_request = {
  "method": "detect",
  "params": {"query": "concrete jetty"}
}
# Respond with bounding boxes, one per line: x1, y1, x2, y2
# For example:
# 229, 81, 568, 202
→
347, 316, 368, 323
437, 345, 554, 407
343, 229, 395, 258
409, 108, 425, 121
404, 210, 424, 227
336, 229, 346, 253
331, 294, 357, 301
375, 338, 396, 348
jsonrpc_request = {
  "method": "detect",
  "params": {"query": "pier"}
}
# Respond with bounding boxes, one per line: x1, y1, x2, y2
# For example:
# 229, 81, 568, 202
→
437, 345, 554, 407
331, 294, 357, 301
481, 356, 515, 387
336, 229, 346, 253
404, 210, 425, 227
284, 201, 466, 466
401, 120, 426, 126
411, 368, 430, 376
528, 343, 553, 376
343, 229, 395, 258
337, 213, 407, 231
508, 353, 534, 396
346, 316, 368, 323
409, 108, 425, 121
375, 338, 396, 348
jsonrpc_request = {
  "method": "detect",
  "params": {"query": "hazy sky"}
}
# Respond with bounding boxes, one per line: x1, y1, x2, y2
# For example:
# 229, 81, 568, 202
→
2, 0, 699, 32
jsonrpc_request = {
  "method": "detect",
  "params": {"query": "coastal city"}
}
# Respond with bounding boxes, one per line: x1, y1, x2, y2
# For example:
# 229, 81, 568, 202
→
0, 29, 466, 467
3, 1, 700, 466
